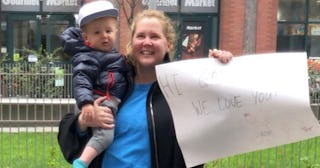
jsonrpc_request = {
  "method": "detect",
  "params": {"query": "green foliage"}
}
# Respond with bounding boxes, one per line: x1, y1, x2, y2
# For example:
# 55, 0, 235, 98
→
11, 46, 68, 63
301, 157, 320, 168
0, 53, 9, 63
0, 47, 70, 98
1, 63, 66, 98
308, 58, 320, 101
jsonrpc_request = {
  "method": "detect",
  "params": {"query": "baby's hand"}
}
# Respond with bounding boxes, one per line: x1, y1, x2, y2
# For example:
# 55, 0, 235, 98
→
81, 104, 94, 122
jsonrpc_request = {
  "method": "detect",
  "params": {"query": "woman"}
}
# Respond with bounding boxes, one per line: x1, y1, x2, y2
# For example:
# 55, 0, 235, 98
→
58, 9, 233, 168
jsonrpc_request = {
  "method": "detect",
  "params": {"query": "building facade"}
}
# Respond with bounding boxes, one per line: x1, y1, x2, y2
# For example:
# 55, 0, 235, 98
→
0, 0, 79, 62
0, 0, 319, 62
277, 0, 320, 58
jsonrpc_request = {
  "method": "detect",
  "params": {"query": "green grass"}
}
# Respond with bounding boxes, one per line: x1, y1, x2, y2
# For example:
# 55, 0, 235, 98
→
1, 131, 319, 168
205, 136, 320, 168
0, 131, 70, 168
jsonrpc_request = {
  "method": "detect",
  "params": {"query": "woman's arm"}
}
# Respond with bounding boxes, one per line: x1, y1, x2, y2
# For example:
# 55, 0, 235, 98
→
58, 112, 91, 163
208, 49, 233, 63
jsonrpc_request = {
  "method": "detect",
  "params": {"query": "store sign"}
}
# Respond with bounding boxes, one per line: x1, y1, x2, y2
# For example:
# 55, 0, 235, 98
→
43, 0, 80, 12
181, 0, 218, 13
143, 0, 179, 12
1, 0, 39, 12
157, 0, 179, 12
1, 0, 81, 12
142, 0, 218, 13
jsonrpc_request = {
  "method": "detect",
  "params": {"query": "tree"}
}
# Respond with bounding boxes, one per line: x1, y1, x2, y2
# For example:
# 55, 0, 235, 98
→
114, 0, 151, 25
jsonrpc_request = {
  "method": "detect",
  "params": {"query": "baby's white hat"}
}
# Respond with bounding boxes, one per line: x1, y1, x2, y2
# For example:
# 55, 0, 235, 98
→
78, 0, 118, 27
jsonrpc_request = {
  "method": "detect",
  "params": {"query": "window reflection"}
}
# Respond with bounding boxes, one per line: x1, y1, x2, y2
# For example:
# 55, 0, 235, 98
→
277, 0, 320, 57
309, 24, 320, 56
13, 20, 38, 60
278, 0, 306, 21
1, 15, 7, 57
49, 21, 69, 53
278, 24, 305, 35
309, 0, 320, 21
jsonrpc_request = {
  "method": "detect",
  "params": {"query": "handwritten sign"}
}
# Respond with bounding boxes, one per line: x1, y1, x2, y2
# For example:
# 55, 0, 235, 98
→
155, 52, 320, 167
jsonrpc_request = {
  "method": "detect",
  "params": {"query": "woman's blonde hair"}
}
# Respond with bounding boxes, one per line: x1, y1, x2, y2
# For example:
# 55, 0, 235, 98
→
126, 10, 176, 64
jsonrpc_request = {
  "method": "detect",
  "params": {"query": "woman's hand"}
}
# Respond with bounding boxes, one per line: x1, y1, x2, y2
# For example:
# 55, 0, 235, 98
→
78, 96, 115, 131
209, 49, 233, 64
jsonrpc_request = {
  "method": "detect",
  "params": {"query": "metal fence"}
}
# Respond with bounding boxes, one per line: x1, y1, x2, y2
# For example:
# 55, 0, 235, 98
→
0, 63, 320, 168
0, 63, 74, 167
0, 63, 73, 98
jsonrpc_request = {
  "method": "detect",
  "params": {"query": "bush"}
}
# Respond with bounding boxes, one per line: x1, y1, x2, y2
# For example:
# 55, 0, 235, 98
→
0, 47, 71, 98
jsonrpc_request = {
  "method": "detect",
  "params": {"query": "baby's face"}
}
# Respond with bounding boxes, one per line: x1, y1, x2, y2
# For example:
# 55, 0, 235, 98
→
82, 17, 118, 52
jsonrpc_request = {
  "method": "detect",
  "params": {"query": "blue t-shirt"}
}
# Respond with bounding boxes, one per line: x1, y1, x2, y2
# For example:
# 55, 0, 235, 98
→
102, 83, 152, 168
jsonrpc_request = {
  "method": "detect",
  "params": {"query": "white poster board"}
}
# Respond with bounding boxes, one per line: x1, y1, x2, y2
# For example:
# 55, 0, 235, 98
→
155, 52, 320, 167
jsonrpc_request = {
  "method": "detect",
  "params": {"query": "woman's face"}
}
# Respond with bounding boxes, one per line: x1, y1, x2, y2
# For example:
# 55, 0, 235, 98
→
131, 17, 172, 69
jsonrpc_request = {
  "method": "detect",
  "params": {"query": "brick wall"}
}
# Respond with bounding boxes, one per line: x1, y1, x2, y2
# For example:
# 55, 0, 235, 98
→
118, 0, 143, 55
219, 0, 245, 56
219, 0, 278, 56
256, 0, 279, 53
118, 2, 132, 55
117, 0, 279, 57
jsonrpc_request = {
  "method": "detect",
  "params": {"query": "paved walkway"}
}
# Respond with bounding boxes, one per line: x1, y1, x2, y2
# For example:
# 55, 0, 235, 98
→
1, 126, 59, 133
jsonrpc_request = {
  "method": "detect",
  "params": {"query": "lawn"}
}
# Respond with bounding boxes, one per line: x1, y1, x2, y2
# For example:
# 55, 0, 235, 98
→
205, 136, 320, 168
0, 131, 70, 168
1, 131, 319, 168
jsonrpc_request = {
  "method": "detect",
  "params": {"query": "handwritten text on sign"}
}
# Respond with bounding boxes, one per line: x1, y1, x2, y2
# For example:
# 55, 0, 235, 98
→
155, 52, 320, 167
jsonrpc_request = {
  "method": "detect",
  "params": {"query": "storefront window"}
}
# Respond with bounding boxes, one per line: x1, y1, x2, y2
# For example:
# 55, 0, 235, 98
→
48, 20, 70, 53
167, 14, 217, 61
13, 20, 38, 60
5, 14, 74, 62
181, 21, 206, 60
309, 0, 320, 21
278, 23, 305, 35
278, 0, 306, 21
309, 24, 320, 56
1, 15, 7, 59
277, 23, 305, 52
277, 0, 320, 57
